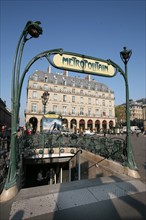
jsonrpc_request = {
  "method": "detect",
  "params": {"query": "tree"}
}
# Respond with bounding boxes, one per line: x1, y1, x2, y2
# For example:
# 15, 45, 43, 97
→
115, 105, 126, 127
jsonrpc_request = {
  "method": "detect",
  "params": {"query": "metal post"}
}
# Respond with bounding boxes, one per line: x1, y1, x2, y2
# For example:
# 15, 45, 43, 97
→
41, 91, 49, 156
54, 174, 56, 184
124, 62, 137, 169
78, 151, 81, 180
107, 47, 137, 170
69, 160, 71, 182
41, 91, 49, 115
120, 47, 137, 170
60, 167, 62, 183
4, 21, 43, 190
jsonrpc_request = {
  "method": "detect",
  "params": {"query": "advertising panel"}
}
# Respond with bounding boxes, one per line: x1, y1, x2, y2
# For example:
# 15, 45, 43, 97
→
42, 114, 62, 133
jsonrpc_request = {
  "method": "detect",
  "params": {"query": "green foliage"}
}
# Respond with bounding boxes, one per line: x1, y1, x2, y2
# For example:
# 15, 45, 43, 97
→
115, 105, 126, 124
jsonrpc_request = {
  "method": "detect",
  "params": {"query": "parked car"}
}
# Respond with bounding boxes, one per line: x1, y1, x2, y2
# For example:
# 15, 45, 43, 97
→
83, 130, 95, 136
134, 128, 141, 134
61, 130, 73, 136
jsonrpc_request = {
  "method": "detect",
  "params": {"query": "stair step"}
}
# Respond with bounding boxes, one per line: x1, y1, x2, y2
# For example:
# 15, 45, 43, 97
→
9, 174, 146, 220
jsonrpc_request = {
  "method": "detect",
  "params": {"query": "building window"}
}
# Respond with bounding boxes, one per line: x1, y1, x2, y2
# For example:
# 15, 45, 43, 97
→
44, 76, 48, 82
44, 84, 48, 90
95, 109, 99, 117
64, 87, 67, 92
72, 107, 76, 115
72, 89, 75, 94
63, 79, 66, 85
80, 90, 83, 94
63, 95, 67, 102
55, 78, 57, 84
54, 86, 58, 91
80, 107, 84, 115
33, 74, 38, 81
63, 106, 67, 115
88, 98, 91, 104
88, 108, 91, 116
32, 91, 37, 99
95, 85, 98, 91
72, 80, 75, 87
72, 96, 75, 102
80, 97, 84, 104
53, 94, 57, 101
33, 83, 38, 88
102, 100, 105, 106
109, 110, 112, 117
53, 105, 57, 113
103, 111, 106, 116
109, 101, 112, 107
95, 99, 99, 105
31, 104, 37, 113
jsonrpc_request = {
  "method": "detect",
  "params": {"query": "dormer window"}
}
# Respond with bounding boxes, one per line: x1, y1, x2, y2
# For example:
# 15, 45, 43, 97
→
54, 75, 58, 84
71, 79, 75, 87
33, 74, 38, 81
44, 76, 48, 82
63, 80, 66, 85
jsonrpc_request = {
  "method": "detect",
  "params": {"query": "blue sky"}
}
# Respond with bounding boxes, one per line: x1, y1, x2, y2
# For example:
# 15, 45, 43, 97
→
0, 0, 145, 125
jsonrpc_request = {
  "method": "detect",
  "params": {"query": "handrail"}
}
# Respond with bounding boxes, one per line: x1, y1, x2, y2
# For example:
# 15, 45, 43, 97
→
83, 147, 123, 176
68, 149, 82, 163
64, 149, 82, 182
85, 158, 106, 171
61, 149, 82, 170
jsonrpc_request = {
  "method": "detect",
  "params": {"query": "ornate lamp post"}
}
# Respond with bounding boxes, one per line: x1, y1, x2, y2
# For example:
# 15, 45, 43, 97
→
41, 91, 50, 114
41, 91, 49, 156
120, 47, 137, 169
107, 47, 137, 170
4, 21, 43, 191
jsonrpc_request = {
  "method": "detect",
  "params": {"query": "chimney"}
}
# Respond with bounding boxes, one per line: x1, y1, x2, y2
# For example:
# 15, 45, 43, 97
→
47, 65, 51, 73
85, 74, 90, 81
63, 70, 68, 77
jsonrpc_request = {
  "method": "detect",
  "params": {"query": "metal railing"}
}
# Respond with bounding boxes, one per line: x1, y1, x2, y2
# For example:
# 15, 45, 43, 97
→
0, 132, 128, 192
17, 133, 127, 164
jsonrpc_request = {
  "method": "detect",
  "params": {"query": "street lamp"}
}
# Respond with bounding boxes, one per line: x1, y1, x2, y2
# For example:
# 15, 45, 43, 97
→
120, 47, 132, 65
4, 21, 43, 192
41, 91, 50, 114
107, 48, 137, 170
120, 47, 137, 169
41, 91, 49, 156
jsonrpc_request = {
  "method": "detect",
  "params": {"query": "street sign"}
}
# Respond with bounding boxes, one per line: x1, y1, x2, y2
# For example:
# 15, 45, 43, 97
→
52, 52, 115, 77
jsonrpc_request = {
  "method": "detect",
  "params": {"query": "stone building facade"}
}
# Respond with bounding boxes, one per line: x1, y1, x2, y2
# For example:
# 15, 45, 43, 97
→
25, 69, 115, 132
0, 98, 11, 130
130, 101, 143, 121
120, 99, 146, 131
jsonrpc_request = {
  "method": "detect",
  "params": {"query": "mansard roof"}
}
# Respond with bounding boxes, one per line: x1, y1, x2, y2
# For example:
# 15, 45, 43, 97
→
29, 70, 114, 93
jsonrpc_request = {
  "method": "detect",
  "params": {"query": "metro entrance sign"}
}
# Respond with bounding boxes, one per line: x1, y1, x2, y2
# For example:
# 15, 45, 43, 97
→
2, 19, 137, 203
48, 51, 115, 77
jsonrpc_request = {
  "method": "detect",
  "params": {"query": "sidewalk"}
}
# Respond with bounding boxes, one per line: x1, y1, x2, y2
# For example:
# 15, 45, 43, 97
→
1, 174, 146, 220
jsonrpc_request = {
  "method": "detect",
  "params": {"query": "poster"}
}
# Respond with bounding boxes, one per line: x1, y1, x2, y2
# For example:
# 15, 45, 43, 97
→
42, 114, 62, 133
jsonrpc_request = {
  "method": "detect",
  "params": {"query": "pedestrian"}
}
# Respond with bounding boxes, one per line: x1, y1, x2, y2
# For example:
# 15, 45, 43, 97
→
46, 168, 55, 184
37, 169, 44, 186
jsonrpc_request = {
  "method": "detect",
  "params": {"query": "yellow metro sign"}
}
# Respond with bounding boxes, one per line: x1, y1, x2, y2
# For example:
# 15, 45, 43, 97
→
52, 53, 115, 77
